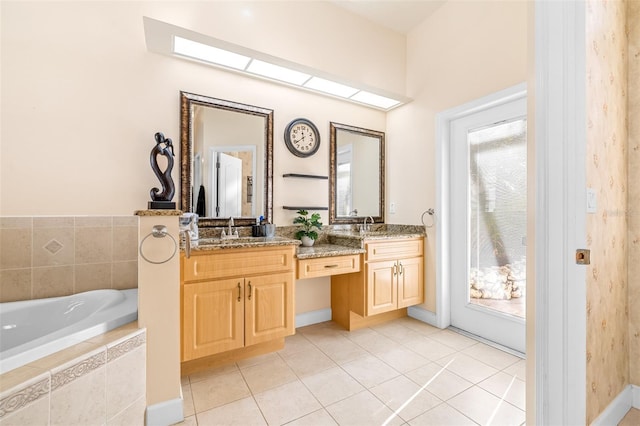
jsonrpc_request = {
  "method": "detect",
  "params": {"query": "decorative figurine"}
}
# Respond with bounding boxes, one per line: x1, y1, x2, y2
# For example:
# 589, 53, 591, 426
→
148, 132, 176, 209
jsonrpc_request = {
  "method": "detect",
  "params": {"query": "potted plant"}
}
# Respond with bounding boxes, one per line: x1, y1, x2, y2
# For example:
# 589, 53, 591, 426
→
293, 209, 322, 247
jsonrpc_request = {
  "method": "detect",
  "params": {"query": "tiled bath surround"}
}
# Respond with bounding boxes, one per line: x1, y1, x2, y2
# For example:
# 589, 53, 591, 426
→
0, 323, 146, 425
0, 216, 138, 303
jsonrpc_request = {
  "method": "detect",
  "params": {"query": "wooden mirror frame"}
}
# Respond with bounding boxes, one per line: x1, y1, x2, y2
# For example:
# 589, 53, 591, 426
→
329, 122, 385, 225
180, 91, 274, 226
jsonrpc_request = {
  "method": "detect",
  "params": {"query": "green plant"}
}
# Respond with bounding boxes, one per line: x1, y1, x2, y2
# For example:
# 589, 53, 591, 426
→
293, 209, 322, 240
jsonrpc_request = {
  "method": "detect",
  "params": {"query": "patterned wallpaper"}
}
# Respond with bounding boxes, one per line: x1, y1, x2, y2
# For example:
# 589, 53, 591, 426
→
628, 0, 640, 388
586, 0, 630, 423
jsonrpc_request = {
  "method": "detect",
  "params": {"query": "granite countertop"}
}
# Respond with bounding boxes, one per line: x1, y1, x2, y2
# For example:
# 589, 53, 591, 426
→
190, 236, 300, 251
296, 244, 365, 260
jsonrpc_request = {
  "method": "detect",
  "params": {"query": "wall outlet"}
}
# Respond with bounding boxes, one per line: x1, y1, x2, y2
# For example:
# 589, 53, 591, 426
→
389, 202, 396, 214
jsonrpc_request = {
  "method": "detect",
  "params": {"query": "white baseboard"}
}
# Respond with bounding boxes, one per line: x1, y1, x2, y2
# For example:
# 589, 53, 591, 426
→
591, 384, 640, 426
146, 396, 183, 426
295, 308, 332, 328
407, 306, 440, 328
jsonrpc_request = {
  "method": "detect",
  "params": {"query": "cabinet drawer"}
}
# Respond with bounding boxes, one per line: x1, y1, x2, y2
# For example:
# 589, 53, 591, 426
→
297, 255, 360, 279
183, 246, 295, 282
365, 238, 423, 262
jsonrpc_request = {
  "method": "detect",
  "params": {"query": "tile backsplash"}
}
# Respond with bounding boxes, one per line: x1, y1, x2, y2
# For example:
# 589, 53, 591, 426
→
0, 216, 138, 303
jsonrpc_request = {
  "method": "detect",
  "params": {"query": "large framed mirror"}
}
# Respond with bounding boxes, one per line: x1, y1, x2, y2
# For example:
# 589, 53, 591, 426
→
180, 92, 273, 226
329, 122, 385, 224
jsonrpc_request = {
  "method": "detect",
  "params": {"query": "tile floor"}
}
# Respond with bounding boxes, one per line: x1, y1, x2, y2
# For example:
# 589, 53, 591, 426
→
179, 317, 526, 426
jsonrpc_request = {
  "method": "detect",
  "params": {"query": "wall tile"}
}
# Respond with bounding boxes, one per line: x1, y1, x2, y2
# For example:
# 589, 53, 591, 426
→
0, 218, 32, 229
0, 269, 32, 302
111, 261, 137, 290
0, 372, 50, 421
75, 263, 111, 293
32, 227, 74, 267
106, 345, 146, 420
33, 217, 74, 228
50, 367, 106, 426
112, 226, 137, 261
0, 228, 32, 269
112, 216, 138, 227
75, 216, 112, 228
106, 395, 145, 426
32, 266, 74, 298
75, 227, 112, 264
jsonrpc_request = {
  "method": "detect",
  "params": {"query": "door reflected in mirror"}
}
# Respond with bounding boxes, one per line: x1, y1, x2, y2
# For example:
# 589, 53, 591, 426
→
330, 122, 385, 224
180, 92, 273, 224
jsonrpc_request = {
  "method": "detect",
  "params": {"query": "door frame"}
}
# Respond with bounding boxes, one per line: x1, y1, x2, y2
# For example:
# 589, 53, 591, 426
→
435, 82, 527, 332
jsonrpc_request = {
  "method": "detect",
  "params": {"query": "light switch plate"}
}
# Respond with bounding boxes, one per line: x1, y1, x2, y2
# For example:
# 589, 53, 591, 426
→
389, 202, 396, 214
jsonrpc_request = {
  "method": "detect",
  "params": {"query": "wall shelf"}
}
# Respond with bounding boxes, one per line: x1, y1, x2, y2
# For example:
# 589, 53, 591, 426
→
283, 173, 328, 180
283, 206, 328, 211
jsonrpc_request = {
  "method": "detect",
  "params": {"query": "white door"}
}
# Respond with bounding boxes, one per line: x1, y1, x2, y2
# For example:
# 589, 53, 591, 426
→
215, 152, 242, 217
450, 92, 527, 353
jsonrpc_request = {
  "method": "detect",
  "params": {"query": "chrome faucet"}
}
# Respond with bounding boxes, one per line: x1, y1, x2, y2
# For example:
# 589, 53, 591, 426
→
221, 217, 239, 239
362, 216, 374, 233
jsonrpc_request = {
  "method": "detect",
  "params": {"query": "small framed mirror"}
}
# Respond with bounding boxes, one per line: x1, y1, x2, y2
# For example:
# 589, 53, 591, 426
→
180, 92, 273, 225
329, 122, 385, 224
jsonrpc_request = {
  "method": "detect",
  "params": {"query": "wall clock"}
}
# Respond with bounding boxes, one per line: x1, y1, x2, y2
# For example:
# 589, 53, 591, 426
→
284, 118, 320, 158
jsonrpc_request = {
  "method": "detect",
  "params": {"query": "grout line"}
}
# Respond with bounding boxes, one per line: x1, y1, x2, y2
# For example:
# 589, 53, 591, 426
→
485, 374, 517, 426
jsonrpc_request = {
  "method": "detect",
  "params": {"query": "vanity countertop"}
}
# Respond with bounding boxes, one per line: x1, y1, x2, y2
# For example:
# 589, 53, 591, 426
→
296, 244, 365, 260
189, 236, 300, 252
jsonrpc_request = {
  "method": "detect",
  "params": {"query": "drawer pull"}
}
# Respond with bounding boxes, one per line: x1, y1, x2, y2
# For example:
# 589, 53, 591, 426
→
248, 282, 252, 300
398, 262, 404, 275
237, 283, 241, 302
324, 264, 339, 268
393, 264, 397, 276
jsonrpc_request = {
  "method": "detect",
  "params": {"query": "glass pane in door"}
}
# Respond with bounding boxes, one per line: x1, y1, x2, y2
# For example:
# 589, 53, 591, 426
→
468, 118, 527, 318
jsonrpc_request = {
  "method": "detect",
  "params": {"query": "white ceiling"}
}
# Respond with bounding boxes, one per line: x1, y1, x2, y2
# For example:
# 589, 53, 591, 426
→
331, 0, 445, 34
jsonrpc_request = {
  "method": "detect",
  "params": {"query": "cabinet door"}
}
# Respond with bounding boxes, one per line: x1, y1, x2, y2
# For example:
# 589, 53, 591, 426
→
365, 260, 398, 316
245, 272, 295, 346
182, 278, 244, 361
397, 256, 424, 308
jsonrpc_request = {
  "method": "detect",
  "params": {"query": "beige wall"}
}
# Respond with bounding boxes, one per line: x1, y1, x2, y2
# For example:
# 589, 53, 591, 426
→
628, 0, 640, 388
585, 0, 630, 423
387, 0, 528, 311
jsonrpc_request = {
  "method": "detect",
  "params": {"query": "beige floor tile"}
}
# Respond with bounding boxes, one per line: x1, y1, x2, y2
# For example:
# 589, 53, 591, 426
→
346, 328, 397, 354
301, 366, 365, 406
462, 343, 522, 370
618, 408, 640, 426
188, 362, 239, 384
435, 353, 499, 384
190, 370, 251, 413
325, 390, 404, 426
253, 380, 321, 425
375, 346, 431, 373
405, 363, 473, 401
402, 336, 459, 361
314, 336, 370, 364
196, 396, 266, 426
279, 333, 316, 357
286, 408, 338, 425
240, 356, 298, 394
370, 375, 442, 422
372, 322, 424, 343
341, 354, 400, 388
477, 372, 525, 410
398, 317, 441, 335
237, 352, 281, 369
408, 403, 478, 426
448, 386, 525, 426
502, 359, 526, 380
182, 384, 195, 418
429, 329, 479, 350
281, 346, 337, 378
174, 415, 198, 426
180, 375, 190, 387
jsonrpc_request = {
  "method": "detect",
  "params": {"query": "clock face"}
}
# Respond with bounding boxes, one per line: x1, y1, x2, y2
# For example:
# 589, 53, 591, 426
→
285, 118, 320, 157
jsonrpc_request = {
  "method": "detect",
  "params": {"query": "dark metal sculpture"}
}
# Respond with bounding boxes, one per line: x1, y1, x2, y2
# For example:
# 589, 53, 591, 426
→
148, 132, 176, 209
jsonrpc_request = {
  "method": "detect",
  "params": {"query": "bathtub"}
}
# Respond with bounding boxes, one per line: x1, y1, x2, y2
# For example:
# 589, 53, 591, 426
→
0, 288, 138, 374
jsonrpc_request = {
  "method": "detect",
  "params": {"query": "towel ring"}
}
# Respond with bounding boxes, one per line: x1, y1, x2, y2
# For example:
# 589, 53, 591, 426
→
421, 208, 436, 229
139, 225, 177, 264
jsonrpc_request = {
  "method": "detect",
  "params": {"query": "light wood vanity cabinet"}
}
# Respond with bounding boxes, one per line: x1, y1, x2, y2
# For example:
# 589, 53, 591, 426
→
181, 246, 295, 362
332, 237, 424, 330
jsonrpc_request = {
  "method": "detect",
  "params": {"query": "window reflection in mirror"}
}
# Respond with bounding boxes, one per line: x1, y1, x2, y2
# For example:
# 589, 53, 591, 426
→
330, 122, 385, 224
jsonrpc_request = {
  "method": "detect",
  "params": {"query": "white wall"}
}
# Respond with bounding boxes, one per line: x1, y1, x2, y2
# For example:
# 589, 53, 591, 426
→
387, 0, 528, 311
